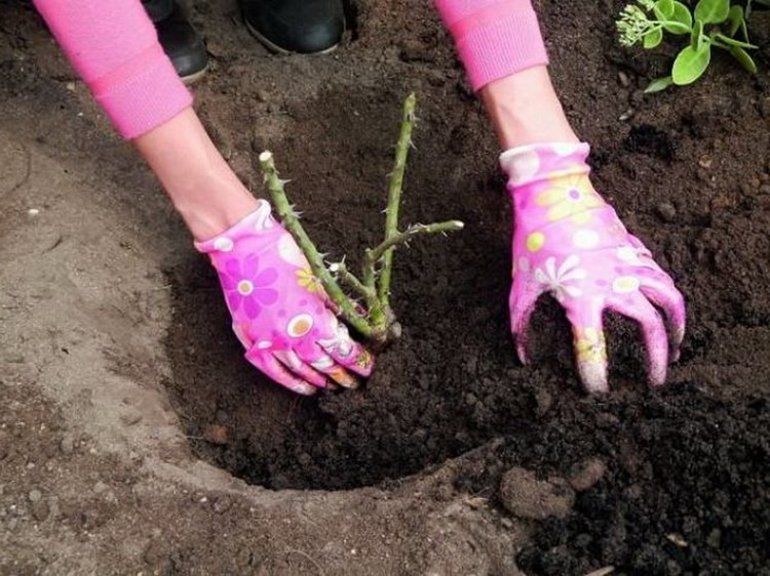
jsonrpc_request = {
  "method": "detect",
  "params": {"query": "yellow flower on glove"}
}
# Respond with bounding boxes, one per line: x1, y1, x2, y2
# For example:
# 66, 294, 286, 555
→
536, 171, 604, 224
296, 267, 323, 293
574, 327, 608, 365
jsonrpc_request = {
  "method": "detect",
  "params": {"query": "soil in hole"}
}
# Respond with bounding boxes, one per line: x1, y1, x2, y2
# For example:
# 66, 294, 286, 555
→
163, 79, 770, 493
164, 84, 540, 491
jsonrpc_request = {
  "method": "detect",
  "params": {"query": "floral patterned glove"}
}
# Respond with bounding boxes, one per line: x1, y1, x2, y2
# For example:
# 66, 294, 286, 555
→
502, 142, 686, 392
196, 200, 374, 395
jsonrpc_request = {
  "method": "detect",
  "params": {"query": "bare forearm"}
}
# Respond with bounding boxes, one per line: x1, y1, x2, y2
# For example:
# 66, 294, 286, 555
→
433, 0, 571, 148
133, 108, 260, 241
480, 66, 578, 149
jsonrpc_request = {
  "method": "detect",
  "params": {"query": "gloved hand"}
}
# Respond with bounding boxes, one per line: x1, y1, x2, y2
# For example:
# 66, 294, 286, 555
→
196, 200, 374, 395
502, 142, 685, 392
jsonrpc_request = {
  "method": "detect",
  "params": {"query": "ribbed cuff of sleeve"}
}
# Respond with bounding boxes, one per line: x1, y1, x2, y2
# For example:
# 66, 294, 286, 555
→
435, 0, 549, 91
89, 43, 193, 140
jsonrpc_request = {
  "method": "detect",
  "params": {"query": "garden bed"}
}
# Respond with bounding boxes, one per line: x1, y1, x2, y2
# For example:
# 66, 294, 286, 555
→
1, 0, 768, 574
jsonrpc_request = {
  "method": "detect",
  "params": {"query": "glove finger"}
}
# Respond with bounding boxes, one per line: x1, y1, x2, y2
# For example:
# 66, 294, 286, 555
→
273, 349, 329, 389
316, 314, 374, 377
245, 349, 318, 396
311, 355, 360, 390
639, 279, 686, 361
320, 338, 374, 378
565, 304, 609, 394
607, 294, 669, 387
305, 351, 359, 389
509, 286, 541, 365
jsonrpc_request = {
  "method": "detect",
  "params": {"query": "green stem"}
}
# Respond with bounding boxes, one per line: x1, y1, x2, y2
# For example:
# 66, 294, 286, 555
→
376, 93, 417, 309
712, 32, 757, 50
329, 261, 376, 303
656, 20, 690, 34
259, 151, 373, 338
365, 221, 465, 269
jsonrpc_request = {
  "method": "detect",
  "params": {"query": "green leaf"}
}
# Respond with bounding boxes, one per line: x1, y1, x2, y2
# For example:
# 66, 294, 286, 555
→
654, 0, 675, 19
694, 0, 730, 24
645, 76, 675, 93
730, 46, 757, 73
691, 19, 706, 50
713, 32, 757, 49
672, 45, 712, 85
644, 27, 664, 48
726, 5, 744, 37
664, 1, 693, 34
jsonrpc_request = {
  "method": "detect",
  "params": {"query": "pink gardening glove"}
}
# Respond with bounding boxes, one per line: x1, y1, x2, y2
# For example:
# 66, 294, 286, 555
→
195, 200, 374, 395
503, 142, 686, 393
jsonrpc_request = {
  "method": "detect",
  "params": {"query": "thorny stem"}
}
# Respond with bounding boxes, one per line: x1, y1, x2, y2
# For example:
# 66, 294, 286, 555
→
365, 221, 465, 269
329, 260, 376, 302
259, 94, 463, 348
259, 151, 373, 338
377, 92, 417, 310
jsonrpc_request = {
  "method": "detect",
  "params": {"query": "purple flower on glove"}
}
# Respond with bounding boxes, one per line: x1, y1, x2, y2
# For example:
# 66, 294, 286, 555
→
219, 254, 279, 318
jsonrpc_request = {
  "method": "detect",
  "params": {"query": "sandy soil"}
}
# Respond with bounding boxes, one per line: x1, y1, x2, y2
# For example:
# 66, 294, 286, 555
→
1, 1, 769, 575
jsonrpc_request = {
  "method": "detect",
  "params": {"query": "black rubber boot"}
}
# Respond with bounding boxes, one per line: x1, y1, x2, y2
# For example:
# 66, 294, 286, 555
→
240, 0, 345, 55
144, 0, 208, 84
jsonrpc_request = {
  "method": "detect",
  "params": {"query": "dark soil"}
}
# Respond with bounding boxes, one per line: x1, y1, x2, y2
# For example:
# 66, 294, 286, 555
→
157, 0, 770, 574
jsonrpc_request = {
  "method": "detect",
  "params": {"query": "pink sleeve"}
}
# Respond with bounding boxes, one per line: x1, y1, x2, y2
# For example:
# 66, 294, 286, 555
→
434, 0, 549, 91
33, 0, 192, 139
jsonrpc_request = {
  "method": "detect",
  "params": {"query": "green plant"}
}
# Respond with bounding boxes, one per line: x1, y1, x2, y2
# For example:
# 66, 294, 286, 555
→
259, 94, 464, 348
616, 0, 759, 92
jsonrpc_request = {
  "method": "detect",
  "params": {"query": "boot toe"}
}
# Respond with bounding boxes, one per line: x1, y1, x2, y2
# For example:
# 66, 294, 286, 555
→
242, 0, 345, 54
